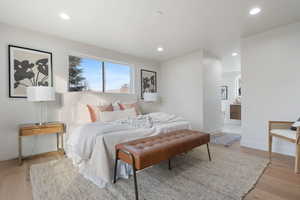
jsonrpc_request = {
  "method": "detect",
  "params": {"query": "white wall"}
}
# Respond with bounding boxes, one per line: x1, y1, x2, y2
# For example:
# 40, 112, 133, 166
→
221, 71, 241, 125
160, 50, 223, 132
160, 51, 204, 130
241, 22, 300, 156
203, 53, 223, 132
0, 23, 159, 161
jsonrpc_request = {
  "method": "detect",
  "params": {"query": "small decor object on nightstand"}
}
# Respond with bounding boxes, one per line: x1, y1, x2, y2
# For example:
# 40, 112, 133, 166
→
18, 122, 66, 165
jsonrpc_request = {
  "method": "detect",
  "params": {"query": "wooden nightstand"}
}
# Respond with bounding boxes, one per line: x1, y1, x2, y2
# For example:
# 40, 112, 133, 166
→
18, 122, 66, 165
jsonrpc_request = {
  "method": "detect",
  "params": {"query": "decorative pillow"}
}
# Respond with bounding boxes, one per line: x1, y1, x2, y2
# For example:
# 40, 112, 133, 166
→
118, 103, 126, 110
291, 118, 300, 130
112, 101, 121, 111
87, 104, 98, 122
118, 103, 142, 115
100, 108, 137, 122
86, 104, 114, 122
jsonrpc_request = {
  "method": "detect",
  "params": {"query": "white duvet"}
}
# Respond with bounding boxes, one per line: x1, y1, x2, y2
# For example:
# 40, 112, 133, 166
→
67, 112, 191, 187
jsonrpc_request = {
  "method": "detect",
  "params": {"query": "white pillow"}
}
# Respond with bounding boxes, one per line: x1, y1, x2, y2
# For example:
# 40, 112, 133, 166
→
100, 108, 136, 122
74, 103, 91, 124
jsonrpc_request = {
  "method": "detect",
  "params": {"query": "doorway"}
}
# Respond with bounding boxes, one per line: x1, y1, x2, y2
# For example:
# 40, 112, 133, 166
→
213, 71, 242, 146
221, 72, 241, 133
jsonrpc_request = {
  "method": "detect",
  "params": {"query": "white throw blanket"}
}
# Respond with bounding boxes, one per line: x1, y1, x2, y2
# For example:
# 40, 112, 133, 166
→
71, 116, 153, 161
67, 112, 191, 187
70, 122, 133, 161
148, 112, 185, 124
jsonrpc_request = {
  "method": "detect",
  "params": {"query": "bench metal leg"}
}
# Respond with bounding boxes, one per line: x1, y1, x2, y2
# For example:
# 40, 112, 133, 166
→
132, 162, 139, 200
113, 149, 119, 184
168, 159, 172, 170
207, 144, 212, 161
114, 149, 139, 200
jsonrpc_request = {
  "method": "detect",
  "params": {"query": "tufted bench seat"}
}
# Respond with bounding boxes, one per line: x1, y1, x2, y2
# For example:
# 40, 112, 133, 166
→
113, 129, 211, 200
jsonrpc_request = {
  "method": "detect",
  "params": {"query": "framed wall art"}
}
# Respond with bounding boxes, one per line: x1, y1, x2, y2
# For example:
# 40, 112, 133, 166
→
221, 85, 228, 100
8, 45, 53, 98
141, 69, 157, 99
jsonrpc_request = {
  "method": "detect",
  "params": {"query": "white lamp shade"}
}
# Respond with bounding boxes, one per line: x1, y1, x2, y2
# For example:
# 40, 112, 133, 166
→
143, 92, 158, 102
26, 86, 55, 102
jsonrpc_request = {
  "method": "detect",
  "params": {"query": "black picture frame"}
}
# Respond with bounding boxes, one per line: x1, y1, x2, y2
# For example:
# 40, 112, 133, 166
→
8, 45, 53, 98
141, 69, 157, 99
221, 85, 228, 100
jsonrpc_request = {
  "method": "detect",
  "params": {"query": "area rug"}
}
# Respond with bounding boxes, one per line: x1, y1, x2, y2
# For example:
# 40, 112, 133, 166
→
211, 133, 242, 147
30, 145, 268, 200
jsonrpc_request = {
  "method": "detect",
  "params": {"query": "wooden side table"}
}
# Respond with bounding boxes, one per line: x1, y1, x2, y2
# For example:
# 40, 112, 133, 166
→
18, 122, 66, 165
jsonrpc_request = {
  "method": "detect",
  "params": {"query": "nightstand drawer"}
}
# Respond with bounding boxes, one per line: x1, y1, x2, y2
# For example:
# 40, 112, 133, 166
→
21, 126, 64, 136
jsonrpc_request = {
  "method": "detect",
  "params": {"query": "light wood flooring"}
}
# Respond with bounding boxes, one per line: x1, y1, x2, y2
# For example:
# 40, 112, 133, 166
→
0, 143, 299, 200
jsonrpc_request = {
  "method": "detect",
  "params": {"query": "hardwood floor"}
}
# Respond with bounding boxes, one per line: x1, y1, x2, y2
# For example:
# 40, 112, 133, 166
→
0, 152, 62, 200
0, 144, 299, 200
233, 143, 300, 200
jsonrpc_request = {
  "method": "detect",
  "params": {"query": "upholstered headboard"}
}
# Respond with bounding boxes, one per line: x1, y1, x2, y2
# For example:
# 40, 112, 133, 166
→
61, 91, 138, 125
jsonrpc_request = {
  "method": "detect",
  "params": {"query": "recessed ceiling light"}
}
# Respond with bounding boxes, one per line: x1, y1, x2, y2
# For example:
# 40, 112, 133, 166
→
249, 7, 261, 15
232, 52, 238, 57
59, 13, 70, 20
157, 46, 164, 52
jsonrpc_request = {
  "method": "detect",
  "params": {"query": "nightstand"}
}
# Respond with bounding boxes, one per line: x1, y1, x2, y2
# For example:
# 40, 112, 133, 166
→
18, 122, 66, 165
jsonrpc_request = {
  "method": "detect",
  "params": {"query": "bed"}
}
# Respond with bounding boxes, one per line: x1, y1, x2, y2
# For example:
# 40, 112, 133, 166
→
61, 92, 191, 187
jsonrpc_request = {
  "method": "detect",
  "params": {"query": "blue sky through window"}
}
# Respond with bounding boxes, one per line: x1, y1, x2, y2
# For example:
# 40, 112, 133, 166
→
105, 62, 131, 93
80, 58, 102, 91
78, 57, 131, 93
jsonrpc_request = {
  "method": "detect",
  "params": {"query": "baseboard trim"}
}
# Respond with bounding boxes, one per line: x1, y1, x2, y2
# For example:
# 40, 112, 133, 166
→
0, 151, 63, 164
241, 139, 295, 157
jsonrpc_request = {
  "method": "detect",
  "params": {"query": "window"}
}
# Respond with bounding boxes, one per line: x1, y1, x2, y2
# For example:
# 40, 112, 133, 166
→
69, 56, 103, 92
104, 62, 131, 93
69, 55, 133, 93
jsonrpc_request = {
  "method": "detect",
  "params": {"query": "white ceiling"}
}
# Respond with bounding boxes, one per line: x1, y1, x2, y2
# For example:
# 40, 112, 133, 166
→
0, 0, 300, 71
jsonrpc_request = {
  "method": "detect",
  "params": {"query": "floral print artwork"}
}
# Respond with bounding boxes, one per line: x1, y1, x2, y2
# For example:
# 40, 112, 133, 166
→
9, 46, 52, 98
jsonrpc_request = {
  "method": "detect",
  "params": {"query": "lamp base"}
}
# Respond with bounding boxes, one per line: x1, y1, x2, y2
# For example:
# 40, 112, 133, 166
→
35, 122, 49, 126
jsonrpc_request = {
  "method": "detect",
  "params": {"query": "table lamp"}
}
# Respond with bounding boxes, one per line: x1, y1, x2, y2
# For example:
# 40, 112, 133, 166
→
26, 86, 55, 125
143, 92, 159, 102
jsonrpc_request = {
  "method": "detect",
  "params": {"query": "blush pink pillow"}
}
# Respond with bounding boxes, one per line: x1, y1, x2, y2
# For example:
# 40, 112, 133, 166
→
118, 103, 126, 110
87, 104, 97, 122
118, 103, 142, 115
87, 104, 114, 122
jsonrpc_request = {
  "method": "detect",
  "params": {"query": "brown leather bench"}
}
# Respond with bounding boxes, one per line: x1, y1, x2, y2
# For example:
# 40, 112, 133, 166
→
113, 129, 211, 200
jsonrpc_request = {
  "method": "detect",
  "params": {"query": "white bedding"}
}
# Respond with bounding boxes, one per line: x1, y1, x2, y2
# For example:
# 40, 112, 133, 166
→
66, 112, 191, 187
